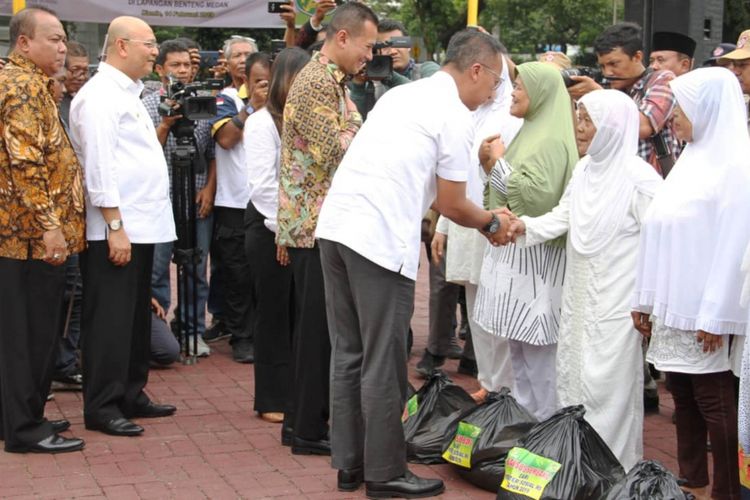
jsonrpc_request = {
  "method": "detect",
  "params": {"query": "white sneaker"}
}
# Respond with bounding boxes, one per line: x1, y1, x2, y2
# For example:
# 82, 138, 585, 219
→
183, 335, 211, 357
196, 335, 211, 357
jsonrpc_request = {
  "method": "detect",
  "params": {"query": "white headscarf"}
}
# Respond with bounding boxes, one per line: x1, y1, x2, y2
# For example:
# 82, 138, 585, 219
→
633, 67, 750, 334
569, 90, 661, 257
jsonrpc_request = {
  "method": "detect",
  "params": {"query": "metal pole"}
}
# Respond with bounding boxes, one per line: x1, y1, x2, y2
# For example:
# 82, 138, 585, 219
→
467, 0, 479, 27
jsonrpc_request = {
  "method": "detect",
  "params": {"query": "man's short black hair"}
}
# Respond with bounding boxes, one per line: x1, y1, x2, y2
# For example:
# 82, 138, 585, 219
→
378, 18, 407, 36
245, 52, 272, 79
444, 29, 504, 71
9, 6, 58, 50
155, 39, 190, 67
325, 2, 378, 39
594, 22, 643, 58
174, 37, 200, 51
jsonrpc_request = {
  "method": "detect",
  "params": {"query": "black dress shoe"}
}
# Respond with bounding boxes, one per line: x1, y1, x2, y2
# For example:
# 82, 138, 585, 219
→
50, 419, 70, 433
129, 402, 176, 419
366, 470, 445, 499
291, 436, 331, 456
6, 434, 84, 454
232, 341, 255, 363
86, 417, 144, 436
415, 349, 445, 378
338, 467, 364, 492
281, 425, 294, 447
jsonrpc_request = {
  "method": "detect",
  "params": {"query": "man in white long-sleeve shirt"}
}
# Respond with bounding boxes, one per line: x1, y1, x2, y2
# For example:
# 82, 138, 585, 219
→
69, 16, 177, 437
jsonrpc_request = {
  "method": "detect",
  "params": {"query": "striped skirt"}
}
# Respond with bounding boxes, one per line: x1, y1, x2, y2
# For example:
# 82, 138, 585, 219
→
473, 241, 565, 346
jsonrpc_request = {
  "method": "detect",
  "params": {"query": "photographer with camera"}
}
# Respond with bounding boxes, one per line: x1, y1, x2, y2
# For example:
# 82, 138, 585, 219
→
566, 22, 678, 177
348, 19, 439, 116
141, 39, 217, 358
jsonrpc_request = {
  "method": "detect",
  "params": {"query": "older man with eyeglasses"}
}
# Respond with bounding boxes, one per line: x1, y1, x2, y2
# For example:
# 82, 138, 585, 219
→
69, 16, 177, 437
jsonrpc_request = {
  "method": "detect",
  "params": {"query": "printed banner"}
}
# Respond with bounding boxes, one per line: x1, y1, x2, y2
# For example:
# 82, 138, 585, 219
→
501, 447, 562, 500
0, 0, 306, 28
442, 421, 482, 468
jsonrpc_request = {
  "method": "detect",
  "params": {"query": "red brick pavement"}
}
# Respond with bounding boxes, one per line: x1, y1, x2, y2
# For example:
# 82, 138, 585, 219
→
2, 253, 683, 499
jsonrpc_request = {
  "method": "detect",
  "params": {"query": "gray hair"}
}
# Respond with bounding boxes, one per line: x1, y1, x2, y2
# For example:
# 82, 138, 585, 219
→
223, 36, 257, 59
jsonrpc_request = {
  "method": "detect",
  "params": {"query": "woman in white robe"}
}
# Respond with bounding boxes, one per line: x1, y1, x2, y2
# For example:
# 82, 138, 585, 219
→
633, 67, 750, 500
507, 89, 662, 470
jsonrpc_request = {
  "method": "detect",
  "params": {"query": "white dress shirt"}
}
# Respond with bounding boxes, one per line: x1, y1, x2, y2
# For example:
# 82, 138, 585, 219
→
69, 62, 176, 243
215, 87, 249, 209
244, 107, 281, 232
316, 71, 473, 281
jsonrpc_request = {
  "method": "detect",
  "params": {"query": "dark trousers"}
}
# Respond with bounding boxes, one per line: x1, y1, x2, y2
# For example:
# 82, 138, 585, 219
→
427, 242, 459, 356
244, 202, 293, 413
54, 254, 82, 377
666, 370, 740, 500
80, 241, 154, 422
319, 239, 413, 482
0, 257, 64, 449
286, 246, 330, 440
213, 207, 253, 344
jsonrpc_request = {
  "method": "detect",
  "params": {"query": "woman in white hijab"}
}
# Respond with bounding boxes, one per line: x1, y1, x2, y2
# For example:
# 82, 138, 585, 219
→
632, 67, 750, 500
506, 89, 662, 470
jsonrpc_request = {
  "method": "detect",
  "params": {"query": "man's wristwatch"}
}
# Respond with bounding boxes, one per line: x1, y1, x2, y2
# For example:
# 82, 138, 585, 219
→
482, 213, 500, 234
108, 219, 123, 231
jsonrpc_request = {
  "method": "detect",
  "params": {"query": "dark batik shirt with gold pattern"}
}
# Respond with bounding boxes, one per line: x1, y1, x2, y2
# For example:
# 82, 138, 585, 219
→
0, 53, 85, 260
276, 52, 362, 248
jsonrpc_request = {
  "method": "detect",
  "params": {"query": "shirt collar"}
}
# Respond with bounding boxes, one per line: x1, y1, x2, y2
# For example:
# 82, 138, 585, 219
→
97, 62, 145, 96
238, 83, 249, 100
8, 53, 52, 87
313, 51, 350, 85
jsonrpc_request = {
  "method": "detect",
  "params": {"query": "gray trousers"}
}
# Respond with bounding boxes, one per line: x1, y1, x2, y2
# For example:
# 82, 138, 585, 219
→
319, 239, 413, 482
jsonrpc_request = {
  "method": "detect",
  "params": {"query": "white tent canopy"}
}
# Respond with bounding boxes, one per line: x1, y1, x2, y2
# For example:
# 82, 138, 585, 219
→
0, 0, 322, 28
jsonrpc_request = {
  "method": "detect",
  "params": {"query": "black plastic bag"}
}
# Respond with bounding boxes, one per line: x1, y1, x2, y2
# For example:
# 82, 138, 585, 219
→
402, 371, 476, 464
497, 405, 625, 500
604, 460, 687, 499
440, 388, 537, 492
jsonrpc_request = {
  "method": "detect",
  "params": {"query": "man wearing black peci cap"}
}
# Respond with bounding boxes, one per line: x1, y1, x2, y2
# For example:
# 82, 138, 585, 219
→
649, 31, 696, 77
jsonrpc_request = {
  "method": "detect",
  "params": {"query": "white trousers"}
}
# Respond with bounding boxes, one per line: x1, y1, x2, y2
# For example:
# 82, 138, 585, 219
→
508, 340, 557, 421
465, 283, 513, 393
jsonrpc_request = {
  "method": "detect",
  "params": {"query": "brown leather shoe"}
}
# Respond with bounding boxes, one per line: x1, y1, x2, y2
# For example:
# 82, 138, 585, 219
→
259, 412, 284, 424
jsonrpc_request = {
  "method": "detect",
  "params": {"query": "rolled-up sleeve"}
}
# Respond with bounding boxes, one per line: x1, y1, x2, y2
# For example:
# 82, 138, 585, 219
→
72, 99, 121, 207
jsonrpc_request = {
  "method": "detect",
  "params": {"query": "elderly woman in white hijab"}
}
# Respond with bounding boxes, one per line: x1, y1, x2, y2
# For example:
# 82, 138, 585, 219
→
632, 67, 750, 500
431, 53, 522, 402
505, 89, 662, 470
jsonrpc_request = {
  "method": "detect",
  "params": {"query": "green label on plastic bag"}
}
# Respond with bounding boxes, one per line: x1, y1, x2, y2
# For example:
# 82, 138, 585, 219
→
401, 395, 418, 422
442, 421, 482, 468
501, 447, 562, 500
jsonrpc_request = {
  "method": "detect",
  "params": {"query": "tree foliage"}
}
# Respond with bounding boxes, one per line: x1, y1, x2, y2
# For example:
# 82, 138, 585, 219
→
724, 0, 750, 44
480, 0, 616, 53
373, 0, 617, 56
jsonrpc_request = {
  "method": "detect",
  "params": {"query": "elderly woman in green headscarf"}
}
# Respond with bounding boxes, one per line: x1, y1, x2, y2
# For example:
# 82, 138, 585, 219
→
473, 62, 578, 420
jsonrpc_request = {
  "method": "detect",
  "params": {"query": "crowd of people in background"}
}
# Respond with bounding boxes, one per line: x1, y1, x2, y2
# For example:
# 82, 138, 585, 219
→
2, 1, 750, 499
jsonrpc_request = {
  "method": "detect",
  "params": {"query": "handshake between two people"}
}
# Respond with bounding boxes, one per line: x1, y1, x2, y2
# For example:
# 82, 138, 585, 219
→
431, 207, 526, 265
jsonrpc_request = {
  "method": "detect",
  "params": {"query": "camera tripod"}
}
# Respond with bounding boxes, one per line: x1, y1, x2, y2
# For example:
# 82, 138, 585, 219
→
170, 120, 206, 364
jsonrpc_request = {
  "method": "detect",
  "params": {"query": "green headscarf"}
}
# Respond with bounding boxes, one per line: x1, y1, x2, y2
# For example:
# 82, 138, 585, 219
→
489, 62, 578, 247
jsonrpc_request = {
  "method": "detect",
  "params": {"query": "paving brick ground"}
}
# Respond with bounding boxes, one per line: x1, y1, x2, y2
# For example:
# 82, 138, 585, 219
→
1, 253, 685, 499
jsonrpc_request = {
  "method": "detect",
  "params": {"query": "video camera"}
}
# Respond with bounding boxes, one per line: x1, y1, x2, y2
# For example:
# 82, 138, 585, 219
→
158, 75, 224, 121
365, 36, 412, 80
561, 67, 608, 88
